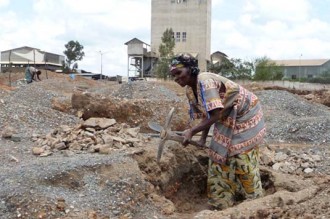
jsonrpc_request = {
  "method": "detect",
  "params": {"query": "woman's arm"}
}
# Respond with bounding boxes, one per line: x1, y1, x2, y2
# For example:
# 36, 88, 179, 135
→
182, 108, 221, 146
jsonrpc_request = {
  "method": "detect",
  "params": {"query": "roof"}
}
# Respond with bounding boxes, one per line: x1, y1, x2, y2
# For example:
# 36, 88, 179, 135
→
211, 51, 229, 64
124, 38, 149, 46
211, 51, 228, 57
1, 46, 64, 58
1, 46, 39, 53
271, 59, 330, 67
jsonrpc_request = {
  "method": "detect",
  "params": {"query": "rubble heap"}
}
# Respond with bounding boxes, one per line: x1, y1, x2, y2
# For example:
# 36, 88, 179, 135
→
31, 117, 147, 157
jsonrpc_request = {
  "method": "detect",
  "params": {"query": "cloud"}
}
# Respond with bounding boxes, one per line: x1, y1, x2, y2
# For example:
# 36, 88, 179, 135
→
211, 0, 330, 61
0, 0, 151, 76
212, 0, 224, 7
252, 0, 311, 23
0, 0, 9, 8
1, 0, 330, 76
33, 0, 151, 74
34, 0, 151, 31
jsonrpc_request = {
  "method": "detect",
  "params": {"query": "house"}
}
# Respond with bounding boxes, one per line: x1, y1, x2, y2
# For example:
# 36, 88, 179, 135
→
124, 38, 157, 78
272, 59, 330, 80
0, 46, 65, 73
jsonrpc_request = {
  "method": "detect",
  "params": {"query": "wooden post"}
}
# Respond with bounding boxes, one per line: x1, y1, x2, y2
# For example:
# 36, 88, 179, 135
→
33, 49, 36, 68
8, 50, 12, 87
45, 58, 48, 79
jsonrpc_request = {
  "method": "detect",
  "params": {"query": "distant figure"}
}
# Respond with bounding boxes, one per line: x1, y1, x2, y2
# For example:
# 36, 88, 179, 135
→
25, 66, 41, 84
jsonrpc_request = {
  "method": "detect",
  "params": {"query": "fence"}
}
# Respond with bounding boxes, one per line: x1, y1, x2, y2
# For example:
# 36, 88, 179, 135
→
1, 73, 329, 91
235, 80, 329, 91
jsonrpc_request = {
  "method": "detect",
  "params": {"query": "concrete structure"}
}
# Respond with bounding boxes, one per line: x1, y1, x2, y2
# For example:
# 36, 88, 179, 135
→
124, 38, 157, 78
151, 0, 211, 71
0, 46, 64, 73
272, 59, 330, 80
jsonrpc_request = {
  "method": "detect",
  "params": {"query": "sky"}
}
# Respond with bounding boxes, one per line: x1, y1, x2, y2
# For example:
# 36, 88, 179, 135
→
1, 0, 330, 76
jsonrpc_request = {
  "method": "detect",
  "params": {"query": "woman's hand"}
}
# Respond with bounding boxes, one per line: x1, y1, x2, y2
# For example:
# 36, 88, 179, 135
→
197, 137, 206, 147
182, 129, 193, 146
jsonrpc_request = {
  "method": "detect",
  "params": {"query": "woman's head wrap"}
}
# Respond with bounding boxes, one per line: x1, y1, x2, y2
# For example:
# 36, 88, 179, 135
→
170, 53, 200, 75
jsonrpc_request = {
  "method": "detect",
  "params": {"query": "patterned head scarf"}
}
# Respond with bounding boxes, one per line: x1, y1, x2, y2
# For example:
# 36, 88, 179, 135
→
169, 53, 200, 75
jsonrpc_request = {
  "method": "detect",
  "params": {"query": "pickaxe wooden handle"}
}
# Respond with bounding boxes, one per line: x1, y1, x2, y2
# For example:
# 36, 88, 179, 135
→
165, 131, 204, 148
149, 107, 205, 163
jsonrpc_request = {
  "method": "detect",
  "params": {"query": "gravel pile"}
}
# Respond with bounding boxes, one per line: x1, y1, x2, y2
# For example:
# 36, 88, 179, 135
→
2, 80, 328, 147
256, 90, 330, 145
105, 82, 330, 146
0, 81, 80, 138
0, 152, 154, 218
112, 81, 183, 102
0, 79, 329, 218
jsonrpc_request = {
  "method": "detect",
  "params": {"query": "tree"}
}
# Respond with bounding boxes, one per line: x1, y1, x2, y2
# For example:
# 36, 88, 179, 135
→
229, 58, 253, 80
253, 56, 283, 81
155, 28, 175, 79
63, 40, 85, 72
210, 58, 252, 80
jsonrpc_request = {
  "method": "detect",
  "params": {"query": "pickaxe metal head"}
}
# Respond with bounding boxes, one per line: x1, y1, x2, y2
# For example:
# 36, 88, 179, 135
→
148, 107, 204, 163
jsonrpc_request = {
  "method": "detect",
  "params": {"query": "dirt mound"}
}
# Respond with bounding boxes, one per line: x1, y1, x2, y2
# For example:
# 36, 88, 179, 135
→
71, 90, 189, 133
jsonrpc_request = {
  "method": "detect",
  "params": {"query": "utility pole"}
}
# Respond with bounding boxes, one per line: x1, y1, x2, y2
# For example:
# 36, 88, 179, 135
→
98, 50, 109, 80
45, 58, 48, 79
99, 51, 103, 80
9, 50, 12, 86
33, 49, 36, 68
298, 54, 302, 82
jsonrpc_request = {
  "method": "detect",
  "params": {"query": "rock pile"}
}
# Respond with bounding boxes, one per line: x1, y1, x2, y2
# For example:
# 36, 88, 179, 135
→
261, 146, 323, 175
31, 117, 148, 157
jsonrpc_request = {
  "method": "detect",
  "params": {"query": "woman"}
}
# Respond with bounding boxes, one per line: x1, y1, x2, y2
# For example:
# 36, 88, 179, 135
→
25, 66, 41, 84
169, 53, 266, 210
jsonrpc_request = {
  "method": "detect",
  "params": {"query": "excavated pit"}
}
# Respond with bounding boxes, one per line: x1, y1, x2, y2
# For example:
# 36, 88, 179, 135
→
1, 142, 316, 218
133, 141, 277, 214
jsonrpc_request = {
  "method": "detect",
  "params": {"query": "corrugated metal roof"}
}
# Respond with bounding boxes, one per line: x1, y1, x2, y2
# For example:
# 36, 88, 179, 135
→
272, 59, 330, 67
1, 46, 38, 53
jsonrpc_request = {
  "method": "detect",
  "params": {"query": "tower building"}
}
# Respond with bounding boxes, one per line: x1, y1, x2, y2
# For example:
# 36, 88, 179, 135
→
151, 0, 212, 71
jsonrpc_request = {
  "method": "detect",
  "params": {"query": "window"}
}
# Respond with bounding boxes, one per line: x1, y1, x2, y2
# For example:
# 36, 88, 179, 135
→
292, 75, 297, 79
171, 32, 175, 39
182, 32, 187, 42
172, 0, 187, 4
176, 32, 181, 42
307, 74, 313, 78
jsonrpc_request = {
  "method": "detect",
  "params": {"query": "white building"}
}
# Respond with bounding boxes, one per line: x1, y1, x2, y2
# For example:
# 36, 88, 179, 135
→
0, 46, 64, 72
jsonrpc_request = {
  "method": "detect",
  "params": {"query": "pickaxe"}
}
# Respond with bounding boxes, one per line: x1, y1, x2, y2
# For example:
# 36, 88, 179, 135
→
148, 107, 205, 162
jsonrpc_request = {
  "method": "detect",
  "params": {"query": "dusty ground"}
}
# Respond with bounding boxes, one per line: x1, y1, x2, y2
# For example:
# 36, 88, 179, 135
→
0, 71, 330, 219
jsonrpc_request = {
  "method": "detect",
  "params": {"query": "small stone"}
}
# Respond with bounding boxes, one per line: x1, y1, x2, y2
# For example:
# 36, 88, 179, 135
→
32, 147, 45, 155
304, 168, 313, 173
272, 163, 282, 171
